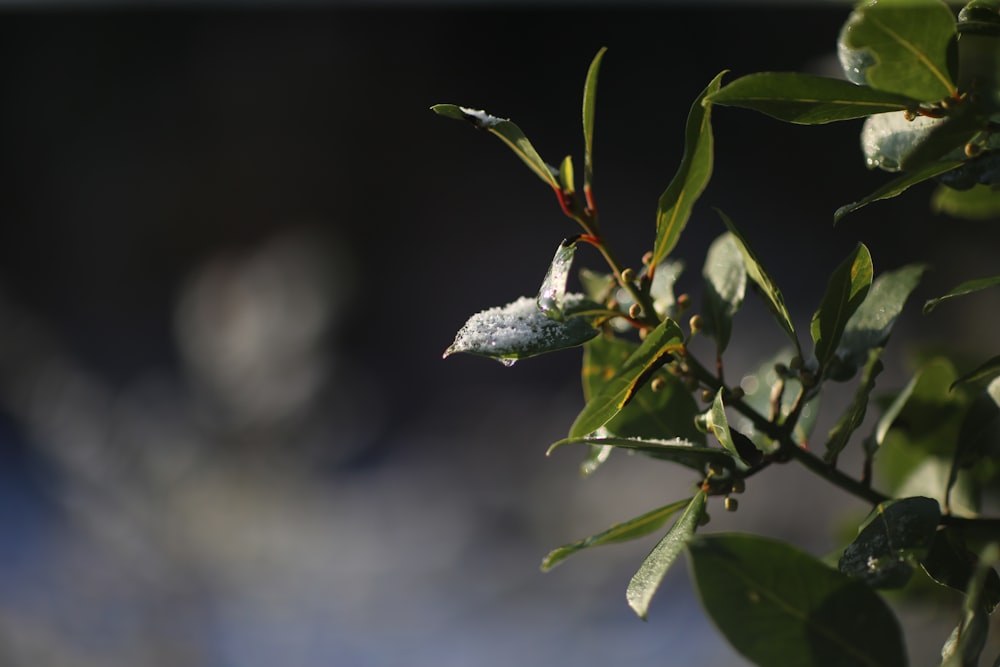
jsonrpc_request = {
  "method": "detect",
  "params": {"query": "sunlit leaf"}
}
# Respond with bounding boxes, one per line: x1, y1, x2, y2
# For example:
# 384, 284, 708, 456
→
825, 349, 884, 464
547, 436, 734, 471
569, 319, 685, 438
835, 159, 964, 223
444, 296, 598, 364
649, 72, 725, 270
541, 497, 692, 572
688, 533, 906, 667
707, 72, 918, 123
558, 154, 575, 195
537, 239, 577, 320
836, 263, 926, 378
431, 104, 560, 190
838, 0, 958, 102
626, 490, 706, 619
717, 210, 798, 352
812, 243, 873, 370
839, 496, 941, 589
582, 47, 606, 192
702, 232, 746, 354
924, 273, 1000, 313
933, 183, 1000, 220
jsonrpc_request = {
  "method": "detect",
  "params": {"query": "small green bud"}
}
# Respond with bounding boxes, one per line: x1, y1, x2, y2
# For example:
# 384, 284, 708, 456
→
628, 303, 642, 319
694, 413, 710, 433
789, 355, 803, 372
689, 314, 704, 334
651, 377, 666, 393
728, 386, 745, 401
724, 497, 739, 512
621, 268, 636, 284
966, 142, 983, 158
731, 478, 745, 494
701, 389, 713, 403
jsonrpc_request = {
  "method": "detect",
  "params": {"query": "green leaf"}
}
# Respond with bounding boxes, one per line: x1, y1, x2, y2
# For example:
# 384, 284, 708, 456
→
811, 243, 874, 370
951, 355, 1000, 391
924, 273, 1000, 313
431, 104, 560, 191
541, 497, 692, 572
707, 389, 738, 459
444, 296, 598, 365
835, 159, 964, 223
933, 183, 1000, 220
838, 0, 958, 102
579, 336, 705, 444
569, 319, 685, 438
825, 349, 884, 464
626, 490, 706, 619
649, 260, 685, 320
557, 154, 575, 195
717, 210, 798, 352
688, 533, 906, 667
547, 436, 734, 472
582, 47, 606, 192
702, 232, 746, 354
940, 543, 1000, 667
649, 72, 725, 270
922, 528, 1000, 612
707, 72, 919, 123
537, 239, 576, 320
838, 496, 941, 589
836, 263, 926, 378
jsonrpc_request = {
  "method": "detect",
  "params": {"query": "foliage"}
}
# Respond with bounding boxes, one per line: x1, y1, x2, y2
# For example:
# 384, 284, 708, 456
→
435, 2, 1000, 665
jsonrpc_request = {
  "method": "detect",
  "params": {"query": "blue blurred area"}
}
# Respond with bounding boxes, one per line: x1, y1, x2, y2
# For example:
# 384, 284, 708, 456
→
0, 6, 994, 666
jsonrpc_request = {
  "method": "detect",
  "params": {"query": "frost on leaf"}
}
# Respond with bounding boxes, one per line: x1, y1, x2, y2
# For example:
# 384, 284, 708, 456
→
444, 295, 598, 365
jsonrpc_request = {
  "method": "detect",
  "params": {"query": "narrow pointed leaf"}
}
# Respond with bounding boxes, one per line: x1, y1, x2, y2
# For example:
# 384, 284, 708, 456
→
825, 349, 884, 463
688, 533, 906, 667
431, 104, 560, 190
933, 183, 1000, 221
708, 389, 738, 459
582, 47, 606, 191
839, 496, 941, 589
558, 154, 575, 195
649, 72, 725, 270
835, 160, 964, 223
718, 210, 798, 351
924, 274, 1000, 313
707, 72, 919, 123
836, 264, 926, 378
940, 543, 999, 667
812, 243, 873, 369
838, 0, 958, 102
547, 436, 735, 471
569, 318, 684, 438
541, 498, 692, 572
626, 490, 706, 619
537, 239, 576, 320
951, 355, 1000, 391
444, 296, 598, 364
702, 232, 746, 354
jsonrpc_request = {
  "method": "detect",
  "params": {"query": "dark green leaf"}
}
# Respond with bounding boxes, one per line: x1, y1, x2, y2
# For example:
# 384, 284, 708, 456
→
702, 232, 746, 354
948, 378, 1000, 505
541, 498, 692, 572
627, 490, 706, 619
940, 543, 1000, 667
582, 47, 606, 192
838, 496, 941, 589
924, 273, 1000, 313
649, 72, 725, 269
812, 243, 874, 370
431, 104, 560, 191
444, 296, 598, 365
537, 239, 576, 320
547, 436, 734, 472
933, 183, 1000, 220
825, 349, 884, 464
951, 355, 1000, 391
688, 533, 906, 667
922, 528, 1000, 612
838, 0, 958, 102
579, 336, 705, 444
835, 160, 964, 223
707, 72, 919, 123
569, 319, 685, 438
836, 264, 926, 378
718, 210, 798, 352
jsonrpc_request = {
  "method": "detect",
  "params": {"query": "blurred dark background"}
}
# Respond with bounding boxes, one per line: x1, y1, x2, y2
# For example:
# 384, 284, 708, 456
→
0, 5, 996, 666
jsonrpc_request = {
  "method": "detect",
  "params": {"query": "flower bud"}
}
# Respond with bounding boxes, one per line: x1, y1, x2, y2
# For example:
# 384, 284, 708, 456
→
689, 314, 704, 334
724, 497, 739, 512
621, 268, 635, 284
629, 303, 642, 319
